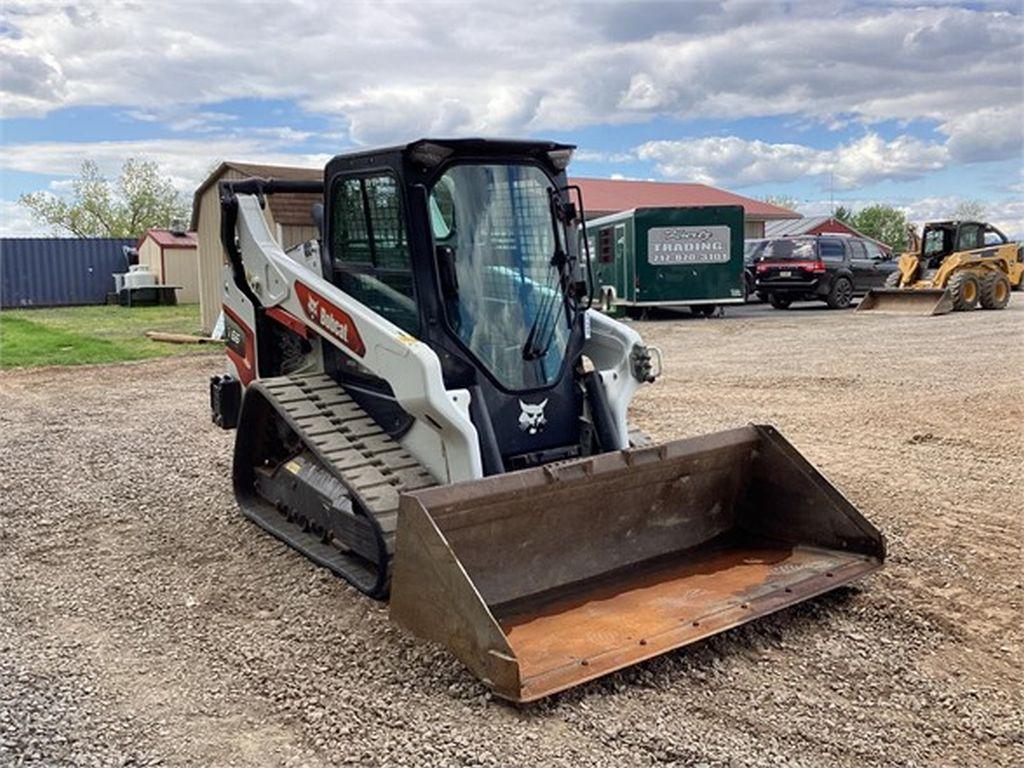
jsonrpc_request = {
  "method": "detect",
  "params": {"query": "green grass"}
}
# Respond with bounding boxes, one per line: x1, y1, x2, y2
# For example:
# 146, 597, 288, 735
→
0, 304, 216, 369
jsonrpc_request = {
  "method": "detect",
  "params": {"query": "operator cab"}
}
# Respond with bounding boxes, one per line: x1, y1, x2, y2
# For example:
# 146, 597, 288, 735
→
920, 221, 1008, 268
320, 139, 597, 473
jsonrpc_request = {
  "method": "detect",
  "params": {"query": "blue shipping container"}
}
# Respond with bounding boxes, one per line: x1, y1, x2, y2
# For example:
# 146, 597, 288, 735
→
0, 238, 136, 308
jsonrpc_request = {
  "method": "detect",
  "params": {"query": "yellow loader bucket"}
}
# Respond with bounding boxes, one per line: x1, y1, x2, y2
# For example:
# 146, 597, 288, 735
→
390, 425, 884, 702
857, 288, 954, 315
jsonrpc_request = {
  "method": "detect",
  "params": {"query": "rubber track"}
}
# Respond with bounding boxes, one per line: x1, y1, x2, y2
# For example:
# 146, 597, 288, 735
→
251, 374, 436, 587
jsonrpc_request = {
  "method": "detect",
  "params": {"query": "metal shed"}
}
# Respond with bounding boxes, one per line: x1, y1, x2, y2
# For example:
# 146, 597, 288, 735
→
137, 229, 199, 303
191, 162, 322, 333
1, 237, 135, 308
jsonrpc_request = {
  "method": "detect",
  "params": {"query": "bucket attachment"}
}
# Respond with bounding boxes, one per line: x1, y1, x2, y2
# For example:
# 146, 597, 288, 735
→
857, 288, 954, 315
390, 425, 884, 702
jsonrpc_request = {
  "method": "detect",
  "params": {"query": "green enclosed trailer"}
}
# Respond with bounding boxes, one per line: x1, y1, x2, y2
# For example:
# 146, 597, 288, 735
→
587, 206, 746, 314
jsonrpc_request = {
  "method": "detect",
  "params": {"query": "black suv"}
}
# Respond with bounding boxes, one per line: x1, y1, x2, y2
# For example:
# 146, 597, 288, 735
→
753, 235, 897, 309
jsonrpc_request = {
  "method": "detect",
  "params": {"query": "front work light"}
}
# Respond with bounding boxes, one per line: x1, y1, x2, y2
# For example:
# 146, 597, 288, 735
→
547, 148, 575, 171
409, 141, 455, 168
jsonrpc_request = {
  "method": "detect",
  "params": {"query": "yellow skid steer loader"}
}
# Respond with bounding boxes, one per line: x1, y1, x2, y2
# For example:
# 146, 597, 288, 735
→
210, 139, 884, 702
858, 220, 1022, 315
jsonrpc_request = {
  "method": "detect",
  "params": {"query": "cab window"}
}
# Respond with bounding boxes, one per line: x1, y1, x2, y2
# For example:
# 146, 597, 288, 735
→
957, 224, 982, 251
330, 173, 419, 335
984, 227, 1006, 246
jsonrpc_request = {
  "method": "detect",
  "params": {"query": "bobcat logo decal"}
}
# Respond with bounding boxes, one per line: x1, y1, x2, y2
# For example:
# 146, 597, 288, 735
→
518, 399, 548, 435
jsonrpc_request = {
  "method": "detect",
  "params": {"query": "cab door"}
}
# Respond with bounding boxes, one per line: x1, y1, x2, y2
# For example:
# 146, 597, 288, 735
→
956, 223, 983, 253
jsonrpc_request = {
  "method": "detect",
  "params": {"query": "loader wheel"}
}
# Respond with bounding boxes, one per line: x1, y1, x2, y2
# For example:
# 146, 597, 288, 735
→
826, 276, 854, 309
768, 294, 791, 310
979, 273, 1011, 310
947, 272, 980, 311
884, 271, 901, 289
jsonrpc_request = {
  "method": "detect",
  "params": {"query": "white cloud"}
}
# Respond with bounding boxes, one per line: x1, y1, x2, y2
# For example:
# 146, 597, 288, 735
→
0, 1, 1020, 157
574, 149, 636, 164
636, 132, 951, 189
0, 0, 1020, 238
898, 196, 1024, 240
831, 134, 949, 188
123, 109, 239, 133
0, 199, 48, 236
796, 196, 1024, 240
941, 105, 1024, 163
0, 134, 333, 235
0, 138, 328, 196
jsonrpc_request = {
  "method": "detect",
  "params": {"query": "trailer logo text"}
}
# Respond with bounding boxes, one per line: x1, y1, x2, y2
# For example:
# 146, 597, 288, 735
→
648, 225, 731, 265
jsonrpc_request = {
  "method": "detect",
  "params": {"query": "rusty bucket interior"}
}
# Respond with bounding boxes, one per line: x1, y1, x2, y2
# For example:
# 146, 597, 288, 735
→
857, 287, 954, 315
389, 425, 884, 703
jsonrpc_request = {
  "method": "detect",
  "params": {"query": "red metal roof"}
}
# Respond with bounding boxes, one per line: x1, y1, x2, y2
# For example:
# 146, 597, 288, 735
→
570, 178, 800, 220
141, 229, 198, 250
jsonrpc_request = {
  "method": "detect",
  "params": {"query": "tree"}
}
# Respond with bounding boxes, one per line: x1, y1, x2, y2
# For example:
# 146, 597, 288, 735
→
19, 158, 189, 238
761, 195, 800, 212
952, 199, 985, 221
849, 204, 909, 253
833, 205, 854, 222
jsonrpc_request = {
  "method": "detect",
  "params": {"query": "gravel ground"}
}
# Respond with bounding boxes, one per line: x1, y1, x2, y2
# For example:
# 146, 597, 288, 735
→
2, 301, 1022, 767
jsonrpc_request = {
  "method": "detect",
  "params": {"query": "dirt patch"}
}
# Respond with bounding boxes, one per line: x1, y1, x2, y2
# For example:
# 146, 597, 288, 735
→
2, 303, 1022, 767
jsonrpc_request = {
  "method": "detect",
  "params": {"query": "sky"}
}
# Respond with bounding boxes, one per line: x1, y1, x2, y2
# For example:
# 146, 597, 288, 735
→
1, 0, 1022, 236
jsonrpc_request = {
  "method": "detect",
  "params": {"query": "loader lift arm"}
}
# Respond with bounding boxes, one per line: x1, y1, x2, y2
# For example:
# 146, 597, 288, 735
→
219, 179, 483, 484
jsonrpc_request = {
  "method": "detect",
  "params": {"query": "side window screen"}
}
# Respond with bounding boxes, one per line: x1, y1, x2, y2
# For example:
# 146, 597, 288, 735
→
364, 176, 409, 270
330, 174, 418, 336
819, 239, 845, 262
333, 179, 372, 264
957, 225, 981, 251
849, 240, 867, 259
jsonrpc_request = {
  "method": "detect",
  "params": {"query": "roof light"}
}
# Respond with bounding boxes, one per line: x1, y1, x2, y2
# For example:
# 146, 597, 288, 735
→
409, 141, 455, 168
547, 148, 574, 171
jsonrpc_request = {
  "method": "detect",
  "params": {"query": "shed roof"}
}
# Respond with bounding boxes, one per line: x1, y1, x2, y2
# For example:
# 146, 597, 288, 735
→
763, 216, 891, 251
141, 229, 198, 249
764, 216, 836, 236
191, 161, 323, 230
570, 178, 800, 220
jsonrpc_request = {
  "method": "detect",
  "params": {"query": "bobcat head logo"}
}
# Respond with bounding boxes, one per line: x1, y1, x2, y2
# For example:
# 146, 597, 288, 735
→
518, 399, 548, 435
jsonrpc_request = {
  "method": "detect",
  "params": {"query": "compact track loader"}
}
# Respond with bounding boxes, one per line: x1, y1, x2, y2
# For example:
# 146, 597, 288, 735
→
858, 220, 1022, 315
211, 139, 884, 702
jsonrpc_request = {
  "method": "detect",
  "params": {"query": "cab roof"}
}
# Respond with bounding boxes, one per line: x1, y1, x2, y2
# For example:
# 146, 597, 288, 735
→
329, 137, 575, 163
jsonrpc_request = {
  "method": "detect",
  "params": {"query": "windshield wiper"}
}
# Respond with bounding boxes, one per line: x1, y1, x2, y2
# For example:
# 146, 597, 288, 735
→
522, 248, 567, 361
522, 186, 579, 362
